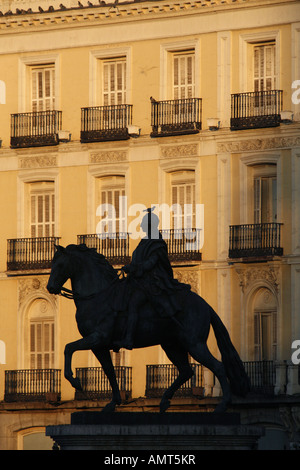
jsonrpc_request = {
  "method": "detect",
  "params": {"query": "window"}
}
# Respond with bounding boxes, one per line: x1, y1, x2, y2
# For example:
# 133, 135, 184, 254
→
31, 65, 55, 112
252, 164, 277, 224
25, 298, 56, 369
173, 51, 195, 99
30, 319, 55, 369
102, 58, 126, 106
171, 171, 195, 229
254, 311, 277, 361
0, 80, 5, 104
97, 176, 126, 234
253, 43, 276, 92
29, 182, 55, 237
249, 287, 278, 362
254, 176, 277, 223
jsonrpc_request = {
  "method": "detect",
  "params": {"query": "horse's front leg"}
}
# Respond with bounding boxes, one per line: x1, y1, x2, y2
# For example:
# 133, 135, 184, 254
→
64, 332, 103, 390
92, 347, 122, 412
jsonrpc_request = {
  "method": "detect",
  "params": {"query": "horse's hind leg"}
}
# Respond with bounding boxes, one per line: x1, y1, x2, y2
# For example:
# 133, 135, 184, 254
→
159, 344, 194, 413
189, 342, 231, 413
92, 347, 122, 412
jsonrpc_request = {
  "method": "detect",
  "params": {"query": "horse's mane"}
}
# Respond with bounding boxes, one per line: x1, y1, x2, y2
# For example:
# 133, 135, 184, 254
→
65, 244, 119, 280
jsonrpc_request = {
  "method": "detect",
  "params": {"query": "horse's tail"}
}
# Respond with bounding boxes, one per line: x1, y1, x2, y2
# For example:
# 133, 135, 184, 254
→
210, 309, 251, 397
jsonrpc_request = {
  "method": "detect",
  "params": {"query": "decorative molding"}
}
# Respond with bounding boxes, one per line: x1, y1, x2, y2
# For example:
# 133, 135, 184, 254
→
0, 0, 270, 30
217, 136, 300, 154
18, 155, 57, 169
279, 407, 300, 450
90, 150, 128, 164
18, 276, 55, 307
235, 265, 280, 293
174, 269, 200, 295
160, 144, 198, 159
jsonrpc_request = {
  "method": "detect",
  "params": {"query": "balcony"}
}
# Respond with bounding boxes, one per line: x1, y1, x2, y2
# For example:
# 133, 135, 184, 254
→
80, 104, 132, 143
230, 90, 282, 131
145, 363, 204, 398
11, 110, 62, 148
229, 223, 283, 260
161, 228, 202, 262
7, 237, 60, 271
243, 361, 276, 396
4, 369, 61, 402
150, 98, 202, 137
74, 366, 132, 400
77, 233, 130, 265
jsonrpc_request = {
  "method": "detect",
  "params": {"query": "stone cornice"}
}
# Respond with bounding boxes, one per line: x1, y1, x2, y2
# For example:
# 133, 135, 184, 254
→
0, 0, 296, 32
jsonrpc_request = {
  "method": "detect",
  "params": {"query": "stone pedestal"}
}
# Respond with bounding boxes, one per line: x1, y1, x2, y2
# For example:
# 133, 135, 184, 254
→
46, 412, 264, 450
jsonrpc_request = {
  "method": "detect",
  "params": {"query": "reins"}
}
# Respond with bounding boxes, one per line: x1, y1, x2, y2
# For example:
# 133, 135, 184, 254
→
59, 269, 124, 301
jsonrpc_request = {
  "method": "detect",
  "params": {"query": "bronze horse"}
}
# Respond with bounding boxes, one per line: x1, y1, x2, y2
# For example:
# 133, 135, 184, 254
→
47, 244, 250, 412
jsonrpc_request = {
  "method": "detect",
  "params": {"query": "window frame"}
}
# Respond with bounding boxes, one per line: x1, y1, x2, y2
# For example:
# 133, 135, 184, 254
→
239, 30, 280, 94
18, 293, 58, 370
172, 50, 195, 100
29, 181, 56, 238
239, 154, 281, 226
89, 47, 132, 107
31, 64, 56, 112
170, 170, 196, 230
97, 175, 126, 235
160, 40, 200, 101
30, 317, 55, 369
254, 309, 277, 361
18, 54, 60, 113
17, 170, 59, 239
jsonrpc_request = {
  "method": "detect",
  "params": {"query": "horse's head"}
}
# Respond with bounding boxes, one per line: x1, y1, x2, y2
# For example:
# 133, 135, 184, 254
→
47, 243, 118, 298
47, 244, 73, 295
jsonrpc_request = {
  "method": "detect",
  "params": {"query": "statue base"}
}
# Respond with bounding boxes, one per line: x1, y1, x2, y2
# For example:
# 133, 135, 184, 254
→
46, 412, 264, 450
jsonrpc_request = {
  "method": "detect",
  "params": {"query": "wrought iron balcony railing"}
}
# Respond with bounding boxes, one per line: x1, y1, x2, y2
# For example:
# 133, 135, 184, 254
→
243, 361, 276, 396
229, 223, 283, 259
7, 237, 60, 271
161, 228, 202, 262
150, 98, 202, 137
11, 110, 62, 148
230, 90, 282, 130
145, 363, 204, 398
80, 104, 133, 143
4, 369, 61, 402
77, 233, 130, 265
75, 366, 132, 400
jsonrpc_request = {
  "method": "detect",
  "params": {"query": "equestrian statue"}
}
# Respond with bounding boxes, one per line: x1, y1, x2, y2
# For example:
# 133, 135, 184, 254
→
47, 209, 250, 413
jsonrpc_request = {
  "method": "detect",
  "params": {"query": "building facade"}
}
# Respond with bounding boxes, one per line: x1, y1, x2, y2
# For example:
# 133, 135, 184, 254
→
0, 0, 299, 450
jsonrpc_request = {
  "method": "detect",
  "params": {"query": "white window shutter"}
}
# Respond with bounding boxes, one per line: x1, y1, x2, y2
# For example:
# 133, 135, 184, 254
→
173, 52, 195, 100
30, 182, 55, 238
30, 320, 55, 369
99, 177, 126, 234
31, 66, 55, 112
102, 59, 126, 106
253, 43, 276, 92
171, 172, 196, 230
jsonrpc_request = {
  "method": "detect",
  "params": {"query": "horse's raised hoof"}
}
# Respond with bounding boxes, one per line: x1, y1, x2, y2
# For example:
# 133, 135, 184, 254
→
159, 398, 170, 413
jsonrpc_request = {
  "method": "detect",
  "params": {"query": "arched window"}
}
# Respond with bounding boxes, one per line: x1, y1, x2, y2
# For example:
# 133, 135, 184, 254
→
251, 287, 277, 361
25, 298, 55, 369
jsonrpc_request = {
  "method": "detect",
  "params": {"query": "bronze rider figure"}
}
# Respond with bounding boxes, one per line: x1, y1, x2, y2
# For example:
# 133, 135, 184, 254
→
119, 208, 190, 350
